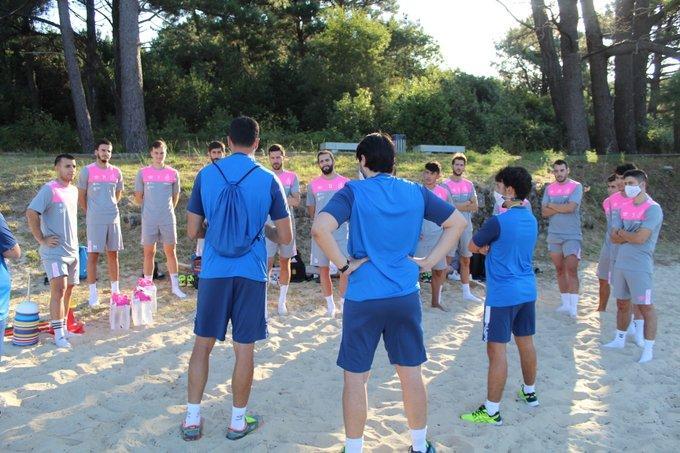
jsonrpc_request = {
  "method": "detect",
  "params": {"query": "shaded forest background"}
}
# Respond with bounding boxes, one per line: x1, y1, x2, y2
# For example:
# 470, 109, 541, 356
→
0, 0, 678, 154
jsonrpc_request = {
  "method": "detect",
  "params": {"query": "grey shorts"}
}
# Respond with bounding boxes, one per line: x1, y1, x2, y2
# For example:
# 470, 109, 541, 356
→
43, 256, 79, 285
596, 244, 611, 281
416, 236, 448, 271
310, 237, 348, 267
447, 228, 473, 259
142, 222, 177, 246
547, 235, 581, 259
611, 268, 653, 305
266, 236, 297, 259
87, 222, 123, 253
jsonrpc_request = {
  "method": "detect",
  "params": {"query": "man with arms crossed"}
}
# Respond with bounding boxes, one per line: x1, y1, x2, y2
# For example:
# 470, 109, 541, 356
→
265, 144, 300, 315
443, 153, 480, 302
313, 133, 467, 453
307, 150, 350, 317
461, 166, 539, 425
78, 139, 124, 306
134, 140, 185, 299
416, 161, 451, 311
604, 170, 663, 363
27, 154, 79, 348
541, 159, 583, 318
182, 117, 292, 441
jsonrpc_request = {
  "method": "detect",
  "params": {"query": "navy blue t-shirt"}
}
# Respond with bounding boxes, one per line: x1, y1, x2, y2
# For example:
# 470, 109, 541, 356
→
472, 205, 537, 307
187, 153, 289, 281
0, 213, 18, 320
322, 173, 454, 301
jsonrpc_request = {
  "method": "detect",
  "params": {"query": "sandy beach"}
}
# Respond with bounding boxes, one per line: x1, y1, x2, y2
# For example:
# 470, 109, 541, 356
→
1, 259, 679, 451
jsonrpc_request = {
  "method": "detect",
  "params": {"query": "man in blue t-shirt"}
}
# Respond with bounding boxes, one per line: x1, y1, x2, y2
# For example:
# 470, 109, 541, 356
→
0, 212, 20, 361
460, 167, 539, 426
312, 133, 467, 453
181, 117, 292, 442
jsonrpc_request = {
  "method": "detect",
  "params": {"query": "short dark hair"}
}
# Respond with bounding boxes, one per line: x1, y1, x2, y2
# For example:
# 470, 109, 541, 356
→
55, 153, 75, 166
208, 141, 225, 152
615, 162, 636, 176
424, 161, 441, 174
317, 150, 335, 163
452, 153, 467, 165
268, 144, 286, 156
228, 116, 259, 147
623, 169, 648, 184
553, 159, 568, 169
499, 166, 532, 200
494, 167, 506, 182
356, 132, 395, 174
607, 173, 617, 183
95, 138, 112, 149
150, 139, 167, 151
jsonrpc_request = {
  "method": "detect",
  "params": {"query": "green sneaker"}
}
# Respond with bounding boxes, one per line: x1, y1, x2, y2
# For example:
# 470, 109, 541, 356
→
460, 405, 502, 425
178, 274, 187, 287
518, 385, 539, 407
409, 440, 436, 452
226, 414, 262, 440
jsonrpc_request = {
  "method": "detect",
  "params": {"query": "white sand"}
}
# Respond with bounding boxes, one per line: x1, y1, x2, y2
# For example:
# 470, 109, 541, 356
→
1, 261, 679, 451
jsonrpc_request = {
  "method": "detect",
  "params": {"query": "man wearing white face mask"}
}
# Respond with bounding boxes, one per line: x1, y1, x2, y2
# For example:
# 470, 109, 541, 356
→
604, 170, 663, 363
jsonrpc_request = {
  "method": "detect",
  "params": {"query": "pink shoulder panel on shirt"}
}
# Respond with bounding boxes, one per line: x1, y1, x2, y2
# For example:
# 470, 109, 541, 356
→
276, 170, 297, 188
432, 185, 449, 201
444, 178, 473, 194
620, 198, 658, 221
48, 181, 77, 203
141, 166, 178, 183
547, 180, 578, 197
87, 163, 121, 183
310, 175, 349, 194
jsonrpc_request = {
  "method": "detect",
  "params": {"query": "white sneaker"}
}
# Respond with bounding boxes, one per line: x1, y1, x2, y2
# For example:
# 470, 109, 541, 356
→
603, 339, 625, 349
88, 295, 99, 307
55, 336, 72, 349
638, 349, 653, 363
463, 293, 481, 302
634, 336, 645, 348
556, 304, 570, 313
278, 303, 288, 316
326, 304, 336, 318
448, 270, 461, 281
172, 287, 187, 299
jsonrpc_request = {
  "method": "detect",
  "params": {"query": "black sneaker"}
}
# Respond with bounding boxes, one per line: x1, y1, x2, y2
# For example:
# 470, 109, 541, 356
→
408, 440, 436, 453
518, 384, 539, 407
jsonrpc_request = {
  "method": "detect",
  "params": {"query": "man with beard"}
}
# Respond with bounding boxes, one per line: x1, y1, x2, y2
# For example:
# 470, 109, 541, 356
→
77, 139, 124, 306
443, 153, 480, 302
307, 150, 350, 317
195, 141, 227, 258
265, 144, 301, 315
604, 170, 663, 363
541, 159, 583, 318
27, 154, 79, 348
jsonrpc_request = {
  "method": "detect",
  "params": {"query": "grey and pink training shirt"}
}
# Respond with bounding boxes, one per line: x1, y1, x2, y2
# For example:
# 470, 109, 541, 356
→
77, 163, 123, 225
27, 180, 79, 260
134, 165, 181, 226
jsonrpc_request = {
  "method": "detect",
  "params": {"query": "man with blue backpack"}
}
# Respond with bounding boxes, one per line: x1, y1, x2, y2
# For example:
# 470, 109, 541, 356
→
181, 117, 292, 442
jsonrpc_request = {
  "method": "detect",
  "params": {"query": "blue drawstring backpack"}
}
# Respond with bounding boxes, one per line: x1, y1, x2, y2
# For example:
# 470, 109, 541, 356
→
205, 161, 264, 257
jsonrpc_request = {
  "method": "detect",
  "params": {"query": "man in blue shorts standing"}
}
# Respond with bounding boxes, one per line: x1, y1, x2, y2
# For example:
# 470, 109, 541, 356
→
181, 117, 292, 441
461, 166, 539, 425
312, 133, 467, 453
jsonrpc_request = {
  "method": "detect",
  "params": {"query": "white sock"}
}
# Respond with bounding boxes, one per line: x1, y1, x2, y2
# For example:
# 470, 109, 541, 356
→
484, 400, 500, 415
626, 314, 636, 335
462, 283, 471, 295
89, 283, 98, 296
195, 238, 204, 257
279, 285, 289, 304
410, 426, 427, 452
344, 437, 364, 453
643, 339, 655, 350
569, 293, 579, 316
111, 281, 119, 293
170, 273, 180, 289
185, 403, 201, 426
639, 339, 655, 363
560, 293, 569, 306
325, 295, 335, 315
634, 319, 645, 342
607, 330, 626, 346
338, 297, 345, 311
144, 274, 152, 281
523, 383, 535, 394
230, 405, 247, 431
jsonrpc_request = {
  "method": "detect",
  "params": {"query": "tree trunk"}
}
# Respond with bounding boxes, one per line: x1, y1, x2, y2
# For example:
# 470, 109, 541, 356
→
113, 0, 123, 134
84, 0, 100, 130
119, 0, 147, 153
632, 0, 653, 148
531, 0, 565, 127
647, 51, 662, 117
674, 102, 680, 153
57, 0, 94, 153
557, 0, 591, 154
21, 17, 40, 111
614, 0, 637, 153
581, 0, 618, 154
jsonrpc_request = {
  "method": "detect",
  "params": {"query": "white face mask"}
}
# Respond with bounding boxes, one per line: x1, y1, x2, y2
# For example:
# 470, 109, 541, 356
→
624, 184, 642, 198
493, 191, 505, 206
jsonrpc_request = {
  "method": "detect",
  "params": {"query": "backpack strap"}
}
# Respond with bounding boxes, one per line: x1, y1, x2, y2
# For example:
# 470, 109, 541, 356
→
212, 161, 259, 185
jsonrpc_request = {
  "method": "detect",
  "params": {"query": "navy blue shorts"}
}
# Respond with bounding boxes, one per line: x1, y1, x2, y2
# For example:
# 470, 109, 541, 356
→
194, 277, 268, 343
337, 291, 427, 373
483, 301, 535, 343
